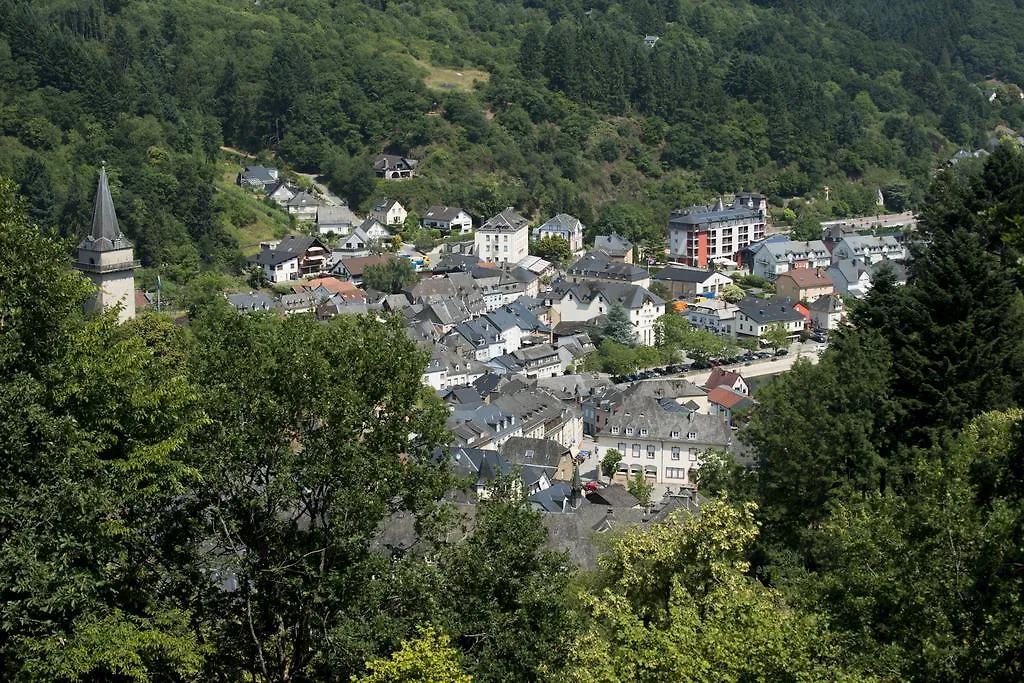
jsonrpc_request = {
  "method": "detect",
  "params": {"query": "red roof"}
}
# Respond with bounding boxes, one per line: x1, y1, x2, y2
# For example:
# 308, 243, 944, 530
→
777, 267, 833, 289
340, 254, 394, 277
707, 385, 751, 409
704, 367, 742, 391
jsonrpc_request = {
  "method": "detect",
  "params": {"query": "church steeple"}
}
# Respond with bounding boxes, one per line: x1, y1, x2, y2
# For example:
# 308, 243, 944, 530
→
81, 164, 131, 252
74, 165, 138, 321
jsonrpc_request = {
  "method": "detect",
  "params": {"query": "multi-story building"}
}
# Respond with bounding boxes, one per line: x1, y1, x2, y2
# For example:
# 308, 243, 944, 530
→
773, 267, 834, 302
830, 235, 907, 265
566, 252, 651, 289
668, 193, 767, 268
532, 213, 586, 253
652, 265, 733, 300
476, 208, 530, 265
250, 236, 331, 283
749, 239, 831, 280
733, 296, 806, 340
684, 299, 739, 335
546, 280, 665, 346
595, 396, 734, 485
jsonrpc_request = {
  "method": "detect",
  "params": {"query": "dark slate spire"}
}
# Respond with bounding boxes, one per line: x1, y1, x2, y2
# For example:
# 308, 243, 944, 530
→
92, 164, 122, 241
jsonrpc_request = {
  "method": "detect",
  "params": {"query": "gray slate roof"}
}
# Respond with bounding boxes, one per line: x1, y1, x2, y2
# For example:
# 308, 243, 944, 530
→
500, 437, 569, 470
593, 233, 632, 257
567, 252, 649, 282
480, 208, 528, 232
79, 166, 131, 252
735, 296, 805, 324
654, 265, 722, 283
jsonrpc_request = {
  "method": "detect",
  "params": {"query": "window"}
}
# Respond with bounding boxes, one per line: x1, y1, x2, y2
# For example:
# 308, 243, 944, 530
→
646, 445, 656, 459
670, 430, 680, 439
687, 431, 697, 440
671, 447, 681, 460
689, 448, 698, 461
625, 427, 634, 436
632, 444, 641, 457
610, 426, 619, 435
618, 442, 627, 454
666, 467, 685, 479
639, 428, 648, 437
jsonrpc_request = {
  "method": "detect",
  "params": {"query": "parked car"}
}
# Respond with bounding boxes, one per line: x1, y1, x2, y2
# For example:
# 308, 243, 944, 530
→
775, 348, 789, 356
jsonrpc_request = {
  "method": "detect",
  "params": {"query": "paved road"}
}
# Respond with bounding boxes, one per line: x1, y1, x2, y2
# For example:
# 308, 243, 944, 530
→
685, 340, 822, 387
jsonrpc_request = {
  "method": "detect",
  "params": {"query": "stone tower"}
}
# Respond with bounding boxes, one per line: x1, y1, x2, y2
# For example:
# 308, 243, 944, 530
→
74, 166, 138, 322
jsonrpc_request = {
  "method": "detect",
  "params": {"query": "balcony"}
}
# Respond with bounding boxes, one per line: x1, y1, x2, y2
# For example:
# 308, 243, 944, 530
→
75, 260, 141, 274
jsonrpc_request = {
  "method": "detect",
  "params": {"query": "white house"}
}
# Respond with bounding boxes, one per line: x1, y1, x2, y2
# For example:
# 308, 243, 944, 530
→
476, 208, 530, 265
285, 191, 319, 221
827, 259, 873, 298
316, 205, 361, 236
250, 236, 331, 283
370, 198, 407, 226
546, 280, 665, 346
595, 396, 734, 485
684, 299, 739, 335
733, 296, 806, 340
830, 235, 907, 265
532, 213, 585, 253
808, 294, 845, 331
422, 205, 473, 234
750, 239, 831, 280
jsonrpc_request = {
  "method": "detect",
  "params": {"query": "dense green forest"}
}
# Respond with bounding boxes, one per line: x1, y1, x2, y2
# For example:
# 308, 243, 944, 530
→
5, 0, 1024, 285
3, 145, 1024, 680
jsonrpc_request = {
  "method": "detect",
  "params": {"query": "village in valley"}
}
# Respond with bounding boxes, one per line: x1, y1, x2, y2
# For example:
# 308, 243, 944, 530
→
78, 151, 916, 562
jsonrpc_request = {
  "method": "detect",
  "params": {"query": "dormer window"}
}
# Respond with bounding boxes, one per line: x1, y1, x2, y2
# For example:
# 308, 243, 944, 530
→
687, 431, 697, 440
625, 427, 634, 436
639, 428, 648, 437
670, 430, 680, 439
610, 427, 619, 435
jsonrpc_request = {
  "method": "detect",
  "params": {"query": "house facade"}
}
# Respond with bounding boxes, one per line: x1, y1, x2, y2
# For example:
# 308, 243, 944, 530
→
831, 235, 907, 264
422, 206, 473, 234
286, 191, 319, 221
667, 193, 767, 268
808, 294, 845, 330
773, 267, 834, 302
316, 205, 361, 236
827, 259, 873, 298
596, 396, 734, 485
373, 154, 418, 179
533, 213, 586, 253
733, 296, 806, 340
547, 281, 665, 346
476, 208, 530, 265
250, 236, 330, 283
371, 198, 407, 226
684, 299, 738, 335
750, 239, 831, 280
237, 165, 279, 191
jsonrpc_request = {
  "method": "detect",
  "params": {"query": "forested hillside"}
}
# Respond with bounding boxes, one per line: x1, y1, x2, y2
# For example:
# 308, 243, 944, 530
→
4, 0, 1024, 285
